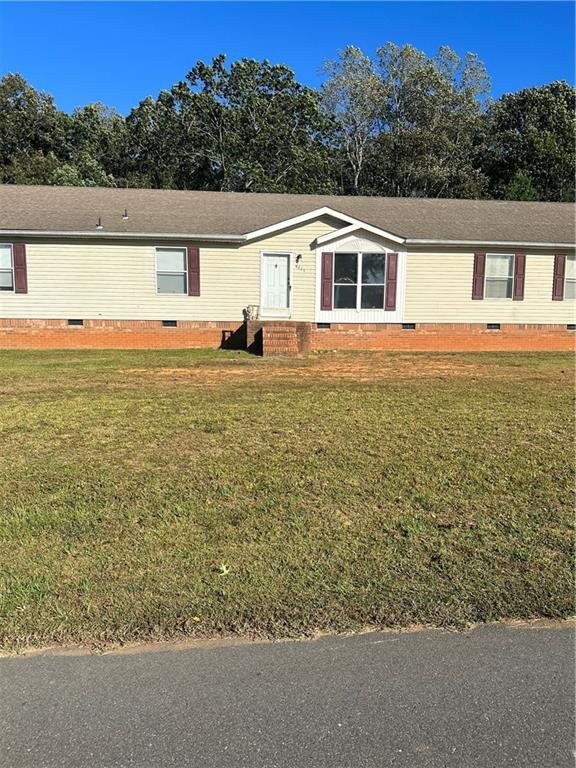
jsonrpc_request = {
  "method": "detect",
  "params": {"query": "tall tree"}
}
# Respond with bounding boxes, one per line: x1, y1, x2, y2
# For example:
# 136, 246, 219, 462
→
67, 103, 128, 183
125, 93, 184, 188
172, 55, 336, 192
0, 58, 573, 202
367, 43, 490, 198
321, 46, 382, 194
481, 81, 576, 202
0, 73, 67, 183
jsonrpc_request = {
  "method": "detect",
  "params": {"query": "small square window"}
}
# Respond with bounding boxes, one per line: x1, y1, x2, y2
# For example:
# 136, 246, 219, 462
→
317, 322, 331, 329
334, 253, 358, 284
334, 284, 357, 309
162, 320, 178, 327
402, 323, 416, 330
567, 324, 576, 331
361, 285, 385, 309
486, 322, 500, 330
68, 319, 84, 326
362, 253, 386, 284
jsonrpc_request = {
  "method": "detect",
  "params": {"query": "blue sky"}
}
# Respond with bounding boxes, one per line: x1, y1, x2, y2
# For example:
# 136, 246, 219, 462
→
0, 2, 573, 114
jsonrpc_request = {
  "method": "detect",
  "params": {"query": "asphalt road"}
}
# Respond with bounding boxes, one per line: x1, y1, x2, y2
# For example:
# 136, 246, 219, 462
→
1, 623, 573, 768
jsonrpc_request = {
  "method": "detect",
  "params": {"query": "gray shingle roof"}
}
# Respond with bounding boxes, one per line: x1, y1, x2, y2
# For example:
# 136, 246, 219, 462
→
0, 184, 574, 245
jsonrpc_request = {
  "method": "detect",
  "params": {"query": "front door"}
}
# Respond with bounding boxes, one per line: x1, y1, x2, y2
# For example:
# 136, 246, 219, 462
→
261, 253, 290, 317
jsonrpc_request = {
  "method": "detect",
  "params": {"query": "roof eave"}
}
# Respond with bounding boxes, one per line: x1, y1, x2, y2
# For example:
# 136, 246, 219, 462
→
0, 230, 573, 250
0, 230, 247, 243
405, 238, 575, 248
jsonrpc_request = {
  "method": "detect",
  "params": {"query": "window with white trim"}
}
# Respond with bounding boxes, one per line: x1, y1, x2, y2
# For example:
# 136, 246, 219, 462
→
0, 244, 13, 291
565, 255, 575, 299
156, 247, 187, 294
485, 253, 513, 299
333, 252, 387, 310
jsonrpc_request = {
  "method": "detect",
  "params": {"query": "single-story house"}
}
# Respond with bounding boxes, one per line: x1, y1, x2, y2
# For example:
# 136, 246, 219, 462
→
0, 184, 574, 354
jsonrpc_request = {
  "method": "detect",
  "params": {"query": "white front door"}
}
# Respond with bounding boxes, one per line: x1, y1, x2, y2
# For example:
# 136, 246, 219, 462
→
261, 253, 290, 317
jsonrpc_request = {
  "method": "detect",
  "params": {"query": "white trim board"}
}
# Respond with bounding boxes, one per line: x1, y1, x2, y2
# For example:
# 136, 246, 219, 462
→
316, 222, 404, 246
244, 208, 404, 244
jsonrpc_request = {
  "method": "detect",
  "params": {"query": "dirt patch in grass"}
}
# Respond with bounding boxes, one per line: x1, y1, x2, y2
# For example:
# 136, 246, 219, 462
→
120, 351, 571, 386
0, 349, 573, 650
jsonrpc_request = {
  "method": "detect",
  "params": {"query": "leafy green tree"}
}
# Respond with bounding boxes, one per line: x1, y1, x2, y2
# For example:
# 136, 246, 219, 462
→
503, 170, 538, 201
124, 93, 185, 188
67, 103, 128, 184
172, 55, 336, 192
0, 77, 121, 186
321, 46, 382, 194
481, 81, 576, 202
0, 60, 573, 201
50, 154, 115, 187
367, 43, 490, 198
0, 73, 67, 183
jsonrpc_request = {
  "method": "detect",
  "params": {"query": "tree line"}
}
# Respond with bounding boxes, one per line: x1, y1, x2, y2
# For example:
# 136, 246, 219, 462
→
1, 43, 574, 201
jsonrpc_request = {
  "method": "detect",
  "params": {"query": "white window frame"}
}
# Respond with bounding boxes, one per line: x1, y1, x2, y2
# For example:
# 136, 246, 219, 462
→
155, 246, 188, 295
565, 255, 575, 300
259, 251, 292, 318
484, 253, 514, 300
332, 251, 387, 311
0, 243, 14, 293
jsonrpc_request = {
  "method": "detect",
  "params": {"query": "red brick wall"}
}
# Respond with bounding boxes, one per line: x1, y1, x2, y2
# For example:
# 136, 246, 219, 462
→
0, 319, 243, 350
310, 323, 575, 352
0, 319, 573, 352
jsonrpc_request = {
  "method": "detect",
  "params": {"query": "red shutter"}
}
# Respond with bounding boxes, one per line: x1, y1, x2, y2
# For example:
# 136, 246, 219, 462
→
187, 245, 200, 296
13, 244, 28, 293
472, 252, 486, 300
385, 252, 398, 311
513, 253, 526, 301
321, 252, 333, 311
552, 254, 566, 301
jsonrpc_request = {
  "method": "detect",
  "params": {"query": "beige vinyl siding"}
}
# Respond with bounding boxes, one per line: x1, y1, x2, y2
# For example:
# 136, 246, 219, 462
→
0, 218, 337, 322
405, 251, 576, 323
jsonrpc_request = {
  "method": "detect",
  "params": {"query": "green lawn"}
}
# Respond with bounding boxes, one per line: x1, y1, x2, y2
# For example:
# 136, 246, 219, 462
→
0, 349, 573, 650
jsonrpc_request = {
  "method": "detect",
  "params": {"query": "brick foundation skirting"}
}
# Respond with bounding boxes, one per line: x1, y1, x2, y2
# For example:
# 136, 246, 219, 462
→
0, 319, 574, 352
309, 322, 575, 353
0, 319, 245, 350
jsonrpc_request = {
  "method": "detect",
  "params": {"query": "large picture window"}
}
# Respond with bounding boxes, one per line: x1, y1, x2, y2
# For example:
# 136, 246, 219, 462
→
156, 248, 187, 294
485, 254, 514, 299
0, 244, 13, 291
333, 252, 387, 310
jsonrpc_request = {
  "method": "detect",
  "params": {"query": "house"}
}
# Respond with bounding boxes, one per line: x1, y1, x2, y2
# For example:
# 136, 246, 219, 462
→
0, 184, 574, 354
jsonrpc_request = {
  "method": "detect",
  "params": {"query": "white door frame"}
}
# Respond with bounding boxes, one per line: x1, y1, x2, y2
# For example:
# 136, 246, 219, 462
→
259, 251, 292, 318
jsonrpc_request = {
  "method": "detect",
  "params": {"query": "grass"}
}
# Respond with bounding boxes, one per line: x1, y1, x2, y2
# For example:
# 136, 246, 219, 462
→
0, 349, 573, 650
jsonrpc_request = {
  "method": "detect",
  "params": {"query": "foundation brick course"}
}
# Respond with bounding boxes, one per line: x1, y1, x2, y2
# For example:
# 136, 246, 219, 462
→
0, 319, 573, 353
309, 322, 575, 353
0, 319, 242, 350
